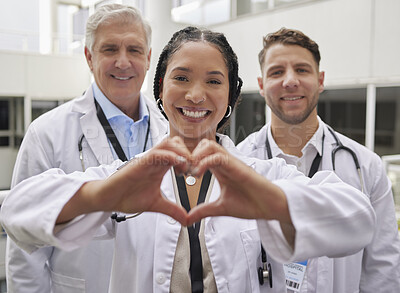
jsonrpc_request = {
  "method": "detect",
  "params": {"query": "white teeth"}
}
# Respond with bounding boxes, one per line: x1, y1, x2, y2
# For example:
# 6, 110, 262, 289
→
182, 109, 208, 118
282, 96, 302, 101
114, 76, 130, 80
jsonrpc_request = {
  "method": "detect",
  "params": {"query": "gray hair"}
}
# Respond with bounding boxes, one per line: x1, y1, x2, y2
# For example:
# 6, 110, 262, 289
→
85, 3, 152, 53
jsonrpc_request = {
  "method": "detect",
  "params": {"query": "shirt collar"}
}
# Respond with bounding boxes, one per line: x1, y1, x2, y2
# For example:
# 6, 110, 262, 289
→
267, 117, 324, 158
92, 82, 149, 122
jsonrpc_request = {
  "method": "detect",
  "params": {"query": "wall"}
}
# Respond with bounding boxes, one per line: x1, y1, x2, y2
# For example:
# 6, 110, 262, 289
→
0, 51, 91, 189
0, 51, 90, 98
210, 0, 400, 91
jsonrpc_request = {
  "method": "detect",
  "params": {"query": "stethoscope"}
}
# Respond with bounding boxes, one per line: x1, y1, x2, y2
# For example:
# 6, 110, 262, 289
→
259, 125, 364, 287
264, 125, 364, 192
77, 99, 151, 172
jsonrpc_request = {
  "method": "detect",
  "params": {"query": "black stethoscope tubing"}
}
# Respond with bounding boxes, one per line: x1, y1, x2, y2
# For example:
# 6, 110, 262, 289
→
264, 125, 363, 189
326, 126, 364, 193
77, 100, 151, 171
260, 125, 364, 287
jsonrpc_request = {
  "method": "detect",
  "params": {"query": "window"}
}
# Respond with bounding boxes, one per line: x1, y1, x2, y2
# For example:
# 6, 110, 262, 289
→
0, 97, 24, 148
375, 87, 400, 156
171, 0, 319, 25
234, 92, 266, 144
0, 101, 9, 146
172, 0, 231, 26
31, 100, 61, 121
318, 88, 367, 146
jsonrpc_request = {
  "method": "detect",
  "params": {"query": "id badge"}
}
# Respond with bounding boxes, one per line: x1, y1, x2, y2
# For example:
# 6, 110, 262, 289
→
283, 260, 308, 292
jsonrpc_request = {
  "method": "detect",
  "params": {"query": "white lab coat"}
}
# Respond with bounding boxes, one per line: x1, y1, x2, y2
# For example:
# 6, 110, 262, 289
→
7, 85, 168, 293
238, 120, 400, 293
1, 134, 375, 293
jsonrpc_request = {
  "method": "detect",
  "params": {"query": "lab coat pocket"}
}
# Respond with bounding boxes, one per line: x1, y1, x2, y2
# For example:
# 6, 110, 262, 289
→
241, 228, 262, 293
50, 269, 85, 293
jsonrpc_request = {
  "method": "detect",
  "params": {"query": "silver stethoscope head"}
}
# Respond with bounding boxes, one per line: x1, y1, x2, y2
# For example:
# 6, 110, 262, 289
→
78, 134, 86, 171
258, 245, 273, 287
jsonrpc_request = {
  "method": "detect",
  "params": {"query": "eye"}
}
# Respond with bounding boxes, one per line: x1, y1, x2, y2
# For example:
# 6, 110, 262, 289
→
174, 76, 188, 82
102, 47, 117, 54
270, 70, 283, 76
208, 79, 222, 85
129, 48, 143, 54
297, 68, 308, 73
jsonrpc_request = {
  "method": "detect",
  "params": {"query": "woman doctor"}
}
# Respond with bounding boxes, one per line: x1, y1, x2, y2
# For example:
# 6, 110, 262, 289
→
1, 27, 375, 293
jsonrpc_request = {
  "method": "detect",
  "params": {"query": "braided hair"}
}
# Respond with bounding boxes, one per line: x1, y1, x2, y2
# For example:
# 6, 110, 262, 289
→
153, 26, 242, 131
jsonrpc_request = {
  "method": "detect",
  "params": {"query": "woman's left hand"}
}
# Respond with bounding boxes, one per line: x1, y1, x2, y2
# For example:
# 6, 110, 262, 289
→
186, 139, 291, 227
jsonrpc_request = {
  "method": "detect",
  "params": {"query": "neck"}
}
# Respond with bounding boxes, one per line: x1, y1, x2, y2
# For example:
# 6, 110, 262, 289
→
270, 113, 319, 157
118, 98, 140, 121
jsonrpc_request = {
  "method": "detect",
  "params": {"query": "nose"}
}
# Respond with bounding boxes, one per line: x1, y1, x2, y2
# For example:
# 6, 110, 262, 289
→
282, 69, 299, 89
115, 50, 131, 70
185, 83, 206, 104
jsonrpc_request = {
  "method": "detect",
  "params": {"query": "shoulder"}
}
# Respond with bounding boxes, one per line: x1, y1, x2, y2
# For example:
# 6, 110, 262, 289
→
327, 127, 382, 163
29, 100, 75, 130
237, 124, 269, 155
323, 124, 389, 195
26, 94, 90, 142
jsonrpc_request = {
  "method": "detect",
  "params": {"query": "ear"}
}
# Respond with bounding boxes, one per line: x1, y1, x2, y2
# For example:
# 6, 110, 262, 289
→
257, 77, 265, 97
146, 48, 152, 71
318, 71, 325, 94
84, 47, 93, 72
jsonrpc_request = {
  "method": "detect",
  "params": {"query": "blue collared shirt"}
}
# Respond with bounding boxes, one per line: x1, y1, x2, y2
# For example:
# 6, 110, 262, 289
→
92, 83, 151, 160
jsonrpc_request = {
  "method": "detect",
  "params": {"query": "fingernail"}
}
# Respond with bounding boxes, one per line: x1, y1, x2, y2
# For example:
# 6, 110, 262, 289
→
176, 156, 187, 163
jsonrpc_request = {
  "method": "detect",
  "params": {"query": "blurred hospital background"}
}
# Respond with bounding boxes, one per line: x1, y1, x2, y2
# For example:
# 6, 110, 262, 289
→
0, 0, 400, 290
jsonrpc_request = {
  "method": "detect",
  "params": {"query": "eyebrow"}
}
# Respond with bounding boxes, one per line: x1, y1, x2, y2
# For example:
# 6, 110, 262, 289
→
99, 42, 145, 50
171, 67, 225, 77
294, 62, 313, 68
266, 62, 314, 72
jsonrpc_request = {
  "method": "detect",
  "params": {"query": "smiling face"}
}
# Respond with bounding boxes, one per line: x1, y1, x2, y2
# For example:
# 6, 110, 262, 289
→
85, 20, 151, 119
159, 41, 229, 148
258, 43, 324, 126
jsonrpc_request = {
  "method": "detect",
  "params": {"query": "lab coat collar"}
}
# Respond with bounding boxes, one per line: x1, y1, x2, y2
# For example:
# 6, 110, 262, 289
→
73, 86, 115, 165
70, 84, 168, 164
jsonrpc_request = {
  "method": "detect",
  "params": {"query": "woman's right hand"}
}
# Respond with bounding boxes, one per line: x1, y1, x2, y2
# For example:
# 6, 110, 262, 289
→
57, 136, 192, 226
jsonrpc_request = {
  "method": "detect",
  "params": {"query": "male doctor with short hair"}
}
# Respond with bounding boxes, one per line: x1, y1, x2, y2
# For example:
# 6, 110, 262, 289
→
7, 4, 167, 292
238, 28, 400, 293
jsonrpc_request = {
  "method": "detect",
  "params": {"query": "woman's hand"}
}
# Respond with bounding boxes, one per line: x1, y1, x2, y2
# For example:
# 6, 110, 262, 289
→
58, 136, 192, 226
186, 139, 292, 227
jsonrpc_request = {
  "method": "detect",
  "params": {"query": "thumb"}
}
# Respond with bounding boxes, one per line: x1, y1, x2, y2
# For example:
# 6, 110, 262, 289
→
187, 202, 223, 226
153, 198, 189, 227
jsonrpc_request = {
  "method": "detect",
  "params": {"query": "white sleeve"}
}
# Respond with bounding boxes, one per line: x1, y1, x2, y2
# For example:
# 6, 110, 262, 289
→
1, 165, 117, 253
7, 125, 60, 292
256, 165, 375, 264
360, 158, 400, 292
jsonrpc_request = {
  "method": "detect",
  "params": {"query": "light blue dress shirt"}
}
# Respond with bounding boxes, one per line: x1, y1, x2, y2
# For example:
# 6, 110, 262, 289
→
92, 83, 151, 160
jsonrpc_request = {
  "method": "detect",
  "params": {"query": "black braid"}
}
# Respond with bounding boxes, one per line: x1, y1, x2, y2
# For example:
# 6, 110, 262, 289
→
153, 26, 242, 131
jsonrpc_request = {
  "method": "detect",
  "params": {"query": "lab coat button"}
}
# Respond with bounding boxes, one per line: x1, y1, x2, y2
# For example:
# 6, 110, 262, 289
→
156, 273, 166, 284
167, 217, 177, 224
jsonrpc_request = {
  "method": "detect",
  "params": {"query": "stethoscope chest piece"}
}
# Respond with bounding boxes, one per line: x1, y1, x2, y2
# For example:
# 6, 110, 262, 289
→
258, 245, 273, 288
258, 262, 273, 288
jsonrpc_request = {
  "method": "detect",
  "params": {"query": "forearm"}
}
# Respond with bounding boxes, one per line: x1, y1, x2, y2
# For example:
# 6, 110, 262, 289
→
259, 171, 375, 263
56, 180, 104, 224
1, 165, 117, 252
